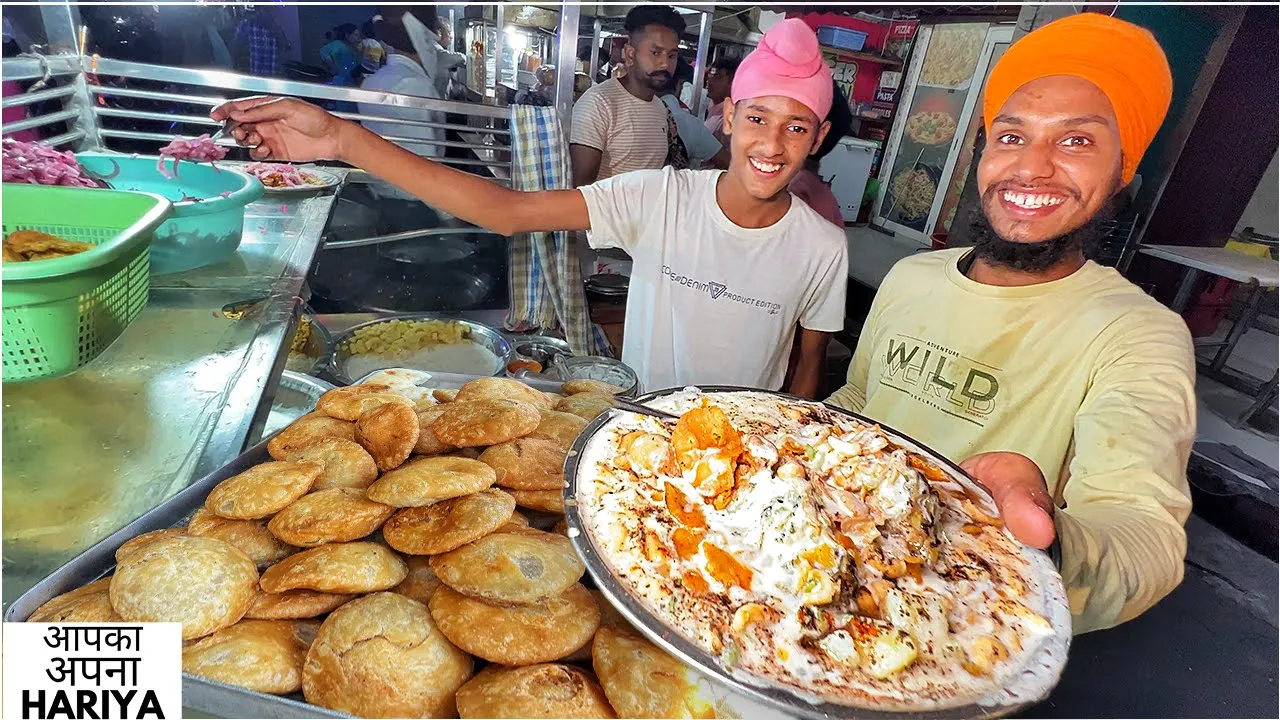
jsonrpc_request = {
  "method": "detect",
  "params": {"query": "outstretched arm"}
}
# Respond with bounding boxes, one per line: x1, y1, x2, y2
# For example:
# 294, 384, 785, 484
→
212, 97, 589, 236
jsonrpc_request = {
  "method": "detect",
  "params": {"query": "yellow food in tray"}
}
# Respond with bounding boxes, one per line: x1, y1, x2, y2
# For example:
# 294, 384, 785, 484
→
290, 318, 313, 354
343, 319, 469, 356
3, 229, 95, 262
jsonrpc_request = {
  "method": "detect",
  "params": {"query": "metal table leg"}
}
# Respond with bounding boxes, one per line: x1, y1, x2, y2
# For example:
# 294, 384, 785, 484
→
1209, 280, 1264, 373
1170, 267, 1203, 313
1233, 370, 1279, 429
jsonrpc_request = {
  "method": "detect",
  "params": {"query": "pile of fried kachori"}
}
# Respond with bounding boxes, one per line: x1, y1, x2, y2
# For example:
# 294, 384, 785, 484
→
26, 376, 724, 719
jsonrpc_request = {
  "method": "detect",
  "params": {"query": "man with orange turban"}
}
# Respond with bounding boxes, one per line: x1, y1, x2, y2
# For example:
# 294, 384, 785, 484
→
829, 13, 1195, 634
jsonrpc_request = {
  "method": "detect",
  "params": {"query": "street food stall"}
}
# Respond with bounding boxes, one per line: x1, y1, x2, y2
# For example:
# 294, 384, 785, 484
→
1, 6, 1076, 716
3, 4, 1271, 720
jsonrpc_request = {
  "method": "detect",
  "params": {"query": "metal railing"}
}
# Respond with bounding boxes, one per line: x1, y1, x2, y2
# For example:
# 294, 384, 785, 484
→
2, 54, 87, 147
3, 53, 515, 182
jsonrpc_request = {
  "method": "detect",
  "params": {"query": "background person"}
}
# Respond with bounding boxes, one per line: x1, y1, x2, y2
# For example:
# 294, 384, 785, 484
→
319, 23, 363, 87
788, 79, 854, 228
569, 5, 685, 187
357, 8, 444, 231
233, 7, 290, 77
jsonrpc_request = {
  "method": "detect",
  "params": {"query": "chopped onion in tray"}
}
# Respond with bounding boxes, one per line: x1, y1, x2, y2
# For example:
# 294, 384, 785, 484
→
1, 138, 98, 188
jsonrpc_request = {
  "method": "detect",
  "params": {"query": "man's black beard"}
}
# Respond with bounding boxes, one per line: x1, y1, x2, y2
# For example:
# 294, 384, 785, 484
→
967, 199, 1116, 273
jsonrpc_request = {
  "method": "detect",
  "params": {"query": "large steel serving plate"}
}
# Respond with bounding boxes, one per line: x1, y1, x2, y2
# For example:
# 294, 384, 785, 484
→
4, 371, 568, 719
563, 386, 1072, 720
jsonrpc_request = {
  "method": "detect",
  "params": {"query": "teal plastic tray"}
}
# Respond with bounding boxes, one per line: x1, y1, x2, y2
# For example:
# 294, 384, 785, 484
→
76, 152, 264, 275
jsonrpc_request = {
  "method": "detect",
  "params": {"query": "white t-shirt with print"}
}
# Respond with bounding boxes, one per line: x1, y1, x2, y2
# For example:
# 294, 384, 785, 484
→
580, 167, 849, 392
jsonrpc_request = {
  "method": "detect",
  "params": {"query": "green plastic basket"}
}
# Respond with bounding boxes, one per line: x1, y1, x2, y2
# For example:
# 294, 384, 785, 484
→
2, 184, 172, 383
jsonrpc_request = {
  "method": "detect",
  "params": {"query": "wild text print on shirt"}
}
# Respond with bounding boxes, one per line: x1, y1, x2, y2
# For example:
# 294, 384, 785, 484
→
660, 265, 784, 315
878, 334, 1002, 426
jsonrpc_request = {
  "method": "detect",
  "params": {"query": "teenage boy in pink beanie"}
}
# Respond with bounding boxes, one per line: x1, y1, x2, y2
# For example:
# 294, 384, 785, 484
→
213, 19, 848, 397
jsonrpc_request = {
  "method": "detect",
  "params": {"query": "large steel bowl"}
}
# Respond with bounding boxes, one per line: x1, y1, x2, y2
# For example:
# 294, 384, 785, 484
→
329, 314, 513, 385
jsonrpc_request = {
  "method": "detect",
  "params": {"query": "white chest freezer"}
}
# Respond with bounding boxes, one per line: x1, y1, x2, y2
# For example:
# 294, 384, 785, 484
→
820, 137, 881, 223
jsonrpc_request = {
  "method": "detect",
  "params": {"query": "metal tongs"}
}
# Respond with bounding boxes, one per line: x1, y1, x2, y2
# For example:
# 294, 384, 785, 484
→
609, 396, 680, 422
510, 369, 679, 421
210, 119, 239, 145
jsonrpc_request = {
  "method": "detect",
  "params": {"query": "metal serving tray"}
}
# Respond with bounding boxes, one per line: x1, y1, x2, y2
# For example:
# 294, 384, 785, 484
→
3, 436, 348, 719
563, 386, 1072, 720
4, 371, 571, 719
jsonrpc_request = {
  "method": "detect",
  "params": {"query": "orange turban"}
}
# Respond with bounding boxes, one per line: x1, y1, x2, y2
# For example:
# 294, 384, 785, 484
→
983, 13, 1172, 184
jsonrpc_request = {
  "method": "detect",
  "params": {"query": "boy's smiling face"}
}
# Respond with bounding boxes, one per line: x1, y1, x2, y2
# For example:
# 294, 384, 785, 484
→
723, 95, 830, 201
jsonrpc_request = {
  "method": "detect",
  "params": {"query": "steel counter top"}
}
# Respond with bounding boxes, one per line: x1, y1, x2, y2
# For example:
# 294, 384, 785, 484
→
2, 175, 347, 604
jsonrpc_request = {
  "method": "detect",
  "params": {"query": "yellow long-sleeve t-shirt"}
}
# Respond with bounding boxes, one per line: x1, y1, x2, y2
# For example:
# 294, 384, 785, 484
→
827, 249, 1195, 634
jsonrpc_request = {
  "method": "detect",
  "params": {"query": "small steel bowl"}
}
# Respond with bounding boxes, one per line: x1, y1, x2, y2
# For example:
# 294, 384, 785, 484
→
251, 371, 336, 444
507, 335, 573, 375
550, 355, 640, 398
329, 313, 513, 385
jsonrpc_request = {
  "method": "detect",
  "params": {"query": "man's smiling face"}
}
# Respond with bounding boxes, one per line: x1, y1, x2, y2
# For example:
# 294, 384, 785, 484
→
977, 75, 1124, 244
723, 95, 830, 200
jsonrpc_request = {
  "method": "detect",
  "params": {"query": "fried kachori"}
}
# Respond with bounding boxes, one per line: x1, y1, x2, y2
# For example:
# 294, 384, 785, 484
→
267, 488, 395, 547
114, 528, 186, 564
382, 489, 514, 555
109, 535, 259, 640
259, 541, 407, 594
391, 556, 444, 605
430, 529, 583, 606
591, 624, 709, 719
186, 508, 296, 568
431, 398, 541, 448
355, 403, 420, 472
429, 584, 599, 665
28, 578, 122, 623
507, 489, 566, 514
302, 592, 473, 718
366, 456, 497, 508
415, 405, 456, 456
316, 384, 413, 421
205, 461, 321, 520
267, 414, 356, 460
530, 410, 589, 449
244, 588, 354, 620
183, 619, 318, 695
277, 437, 379, 491
554, 392, 616, 421
454, 664, 616, 719
454, 377, 553, 409
561, 379, 625, 396
479, 437, 566, 491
